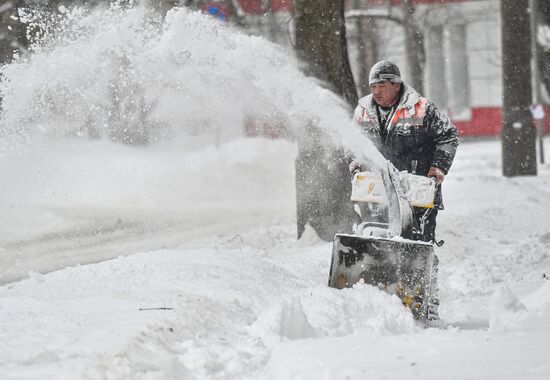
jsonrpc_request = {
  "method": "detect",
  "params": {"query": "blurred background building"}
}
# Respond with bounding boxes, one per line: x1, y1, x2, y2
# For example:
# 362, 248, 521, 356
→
199, 0, 550, 137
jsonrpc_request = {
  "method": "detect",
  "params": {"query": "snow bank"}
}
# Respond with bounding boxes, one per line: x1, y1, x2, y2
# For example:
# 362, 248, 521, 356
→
488, 286, 527, 332
0, 245, 287, 379
250, 282, 418, 345
523, 280, 550, 312
437, 140, 550, 324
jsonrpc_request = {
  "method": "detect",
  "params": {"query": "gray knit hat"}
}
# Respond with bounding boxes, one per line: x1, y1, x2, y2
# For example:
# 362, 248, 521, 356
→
368, 60, 403, 86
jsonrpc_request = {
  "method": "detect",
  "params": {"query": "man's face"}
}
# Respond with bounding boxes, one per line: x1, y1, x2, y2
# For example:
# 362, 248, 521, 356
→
370, 81, 401, 107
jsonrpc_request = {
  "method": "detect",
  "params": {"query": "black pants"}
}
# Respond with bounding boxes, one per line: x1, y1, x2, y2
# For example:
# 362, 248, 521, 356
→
413, 207, 440, 319
413, 207, 438, 242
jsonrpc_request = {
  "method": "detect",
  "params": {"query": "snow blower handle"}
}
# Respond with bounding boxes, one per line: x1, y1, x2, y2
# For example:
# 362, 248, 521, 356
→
411, 160, 418, 175
348, 160, 363, 176
428, 167, 445, 184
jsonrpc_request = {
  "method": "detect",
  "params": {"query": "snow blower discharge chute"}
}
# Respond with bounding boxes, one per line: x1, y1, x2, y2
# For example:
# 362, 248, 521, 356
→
328, 161, 438, 321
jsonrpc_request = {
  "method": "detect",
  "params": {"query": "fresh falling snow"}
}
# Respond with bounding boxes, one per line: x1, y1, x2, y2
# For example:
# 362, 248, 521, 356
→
1, 5, 550, 380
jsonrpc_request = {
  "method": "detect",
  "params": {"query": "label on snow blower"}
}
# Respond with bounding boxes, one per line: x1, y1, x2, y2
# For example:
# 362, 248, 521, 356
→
350, 171, 388, 204
404, 173, 436, 209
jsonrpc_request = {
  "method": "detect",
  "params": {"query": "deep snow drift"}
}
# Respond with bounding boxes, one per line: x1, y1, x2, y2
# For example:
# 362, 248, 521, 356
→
1, 4, 550, 380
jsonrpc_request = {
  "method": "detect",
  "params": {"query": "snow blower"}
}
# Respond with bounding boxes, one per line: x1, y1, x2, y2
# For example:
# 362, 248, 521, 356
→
328, 161, 438, 321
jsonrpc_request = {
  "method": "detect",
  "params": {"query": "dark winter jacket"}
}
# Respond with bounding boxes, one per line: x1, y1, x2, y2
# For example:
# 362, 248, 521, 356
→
354, 85, 459, 207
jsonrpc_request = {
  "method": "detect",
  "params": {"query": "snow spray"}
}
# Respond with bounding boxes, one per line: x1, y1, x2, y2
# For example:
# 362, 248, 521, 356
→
0, 4, 382, 164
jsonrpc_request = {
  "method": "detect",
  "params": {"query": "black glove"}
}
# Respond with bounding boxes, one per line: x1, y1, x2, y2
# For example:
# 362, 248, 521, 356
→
348, 160, 364, 174
428, 166, 445, 184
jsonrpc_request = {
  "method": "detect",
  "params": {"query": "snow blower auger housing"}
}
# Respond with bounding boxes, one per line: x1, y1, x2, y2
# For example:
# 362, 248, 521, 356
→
328, 161, 437, 321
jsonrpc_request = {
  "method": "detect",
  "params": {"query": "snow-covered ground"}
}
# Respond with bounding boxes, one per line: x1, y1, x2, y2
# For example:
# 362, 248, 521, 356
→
1, 5, 550, 380
1, 137, 549, 380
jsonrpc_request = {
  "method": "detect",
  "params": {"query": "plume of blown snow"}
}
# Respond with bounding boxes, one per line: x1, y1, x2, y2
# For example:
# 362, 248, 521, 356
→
0, 4, 382, 166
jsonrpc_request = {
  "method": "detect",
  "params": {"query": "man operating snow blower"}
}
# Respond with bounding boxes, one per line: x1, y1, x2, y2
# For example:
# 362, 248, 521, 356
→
353, 60, 459, 243
328, 60, 459, 323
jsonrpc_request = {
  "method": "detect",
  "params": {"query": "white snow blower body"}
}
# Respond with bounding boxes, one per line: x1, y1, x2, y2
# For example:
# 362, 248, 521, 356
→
328, 161, 438, 321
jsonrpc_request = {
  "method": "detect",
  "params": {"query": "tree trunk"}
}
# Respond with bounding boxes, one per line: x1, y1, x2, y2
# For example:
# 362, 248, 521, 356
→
294, 0, 358, 108
400, 0, 424, 94
293, 0, 357, 241
352, 0, 378, 97
501, 0, 537, 176
537, 0, 550, 99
